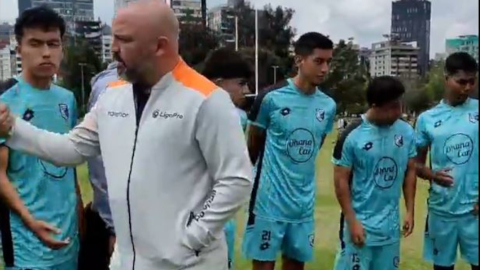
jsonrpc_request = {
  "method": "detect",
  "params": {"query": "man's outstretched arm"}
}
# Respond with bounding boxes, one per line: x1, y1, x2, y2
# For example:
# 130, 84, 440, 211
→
4, 105, 101, 167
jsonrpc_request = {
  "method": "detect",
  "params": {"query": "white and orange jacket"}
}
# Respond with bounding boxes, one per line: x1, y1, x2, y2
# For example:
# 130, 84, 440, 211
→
5, 59, 253, 270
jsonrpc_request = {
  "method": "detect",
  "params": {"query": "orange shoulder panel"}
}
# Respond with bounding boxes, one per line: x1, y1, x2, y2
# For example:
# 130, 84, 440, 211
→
172, 59, 217, 97
107, 80, 128, 88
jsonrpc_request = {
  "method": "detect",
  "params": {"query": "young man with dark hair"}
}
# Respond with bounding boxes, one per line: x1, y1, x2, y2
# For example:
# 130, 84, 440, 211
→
415, 52, 479, 270
242, 32, 336, 270
203, 48, 252, 131
0, 6, 81, 270
202, 48, 252, 269
332, 76, 417, 270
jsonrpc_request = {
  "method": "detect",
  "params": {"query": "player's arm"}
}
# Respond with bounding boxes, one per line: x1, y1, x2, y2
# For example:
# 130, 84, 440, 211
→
332, 128, 365, 246
246, 91, 271, 165
0, 145, 35, 227
413, 116, 453, 187
320, 104, 337, 149
4, 101, 102, 167
187, 89, 253, 252
0, 145, 69, 249
402, 131, 417, 237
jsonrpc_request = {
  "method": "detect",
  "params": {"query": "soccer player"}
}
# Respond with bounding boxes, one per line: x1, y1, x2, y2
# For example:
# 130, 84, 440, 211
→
0, 7, 81, 270
243, 32, 336, 270
415, 52, 478, 270
332, 76, 417, 270
202, 48, 253, 269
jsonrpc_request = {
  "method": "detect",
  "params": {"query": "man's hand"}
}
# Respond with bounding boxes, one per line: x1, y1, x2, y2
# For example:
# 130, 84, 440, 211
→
473, 203, 479, 216
349, 219, 366, 247
0, 103, 14, 137
27, 219, 70, 250
432, 168, 454, 187
403, 212, 415, 237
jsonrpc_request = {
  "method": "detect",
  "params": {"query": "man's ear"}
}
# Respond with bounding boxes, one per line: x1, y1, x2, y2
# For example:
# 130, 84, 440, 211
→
294, 55, 303, 67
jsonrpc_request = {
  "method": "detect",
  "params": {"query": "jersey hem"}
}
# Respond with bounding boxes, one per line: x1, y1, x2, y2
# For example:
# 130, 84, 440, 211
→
253, 212, 314, 223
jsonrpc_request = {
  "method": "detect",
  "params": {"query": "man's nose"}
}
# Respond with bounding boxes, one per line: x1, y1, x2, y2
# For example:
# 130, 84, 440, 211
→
41, 44, 51, 58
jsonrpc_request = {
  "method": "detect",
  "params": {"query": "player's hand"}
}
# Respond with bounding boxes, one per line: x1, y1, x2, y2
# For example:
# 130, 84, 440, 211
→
432, 168, 454, 187
349, 219, 366, 247
403, 212, 414, 237
0, 103, 14, 137
28, 219, 70, 250
473, 202, 479, 216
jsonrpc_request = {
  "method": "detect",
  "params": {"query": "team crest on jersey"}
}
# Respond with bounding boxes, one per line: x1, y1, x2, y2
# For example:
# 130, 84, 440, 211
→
394, 135, 404, 147
58, 103, 69, 121
308, 234, 315, 247
469, 113, 478, 123
315, 109, 325, 122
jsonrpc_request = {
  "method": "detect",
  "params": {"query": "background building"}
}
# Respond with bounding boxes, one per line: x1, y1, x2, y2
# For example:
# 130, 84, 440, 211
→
369, 40, 419, 79
0, 42, 12, 81
446, 35, 479, 62
391, 0, 431, 76
0, 23, 12, 43
207, 5, 235, 46
101, 24, 113, 63
73, 20, 103, 58
18, 0, 94, 31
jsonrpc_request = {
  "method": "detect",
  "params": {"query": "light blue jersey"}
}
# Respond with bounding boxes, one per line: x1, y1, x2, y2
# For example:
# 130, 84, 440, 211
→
332, 116, 416, 247
0, 77, 79, 268
236, 108, 248, 132
416, 98, 479, 218
416, 98, 479, 267
248, 79, 336, 222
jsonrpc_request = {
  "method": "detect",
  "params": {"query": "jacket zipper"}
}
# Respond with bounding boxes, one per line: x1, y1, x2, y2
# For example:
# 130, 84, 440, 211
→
127, 89, 144, 270
126, 126, 139, 270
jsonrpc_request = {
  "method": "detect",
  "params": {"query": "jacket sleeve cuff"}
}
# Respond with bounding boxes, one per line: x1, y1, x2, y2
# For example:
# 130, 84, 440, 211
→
183, 220, 215, 252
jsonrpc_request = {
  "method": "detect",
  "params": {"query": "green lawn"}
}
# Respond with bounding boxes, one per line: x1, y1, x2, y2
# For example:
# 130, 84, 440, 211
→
75, 132, 469, 270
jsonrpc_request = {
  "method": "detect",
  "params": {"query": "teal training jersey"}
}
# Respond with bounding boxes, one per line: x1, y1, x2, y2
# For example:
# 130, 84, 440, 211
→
415, 98, 479, 218
248, 79, 336, 222
0, 77, 79, 267
333, 116, 416, 246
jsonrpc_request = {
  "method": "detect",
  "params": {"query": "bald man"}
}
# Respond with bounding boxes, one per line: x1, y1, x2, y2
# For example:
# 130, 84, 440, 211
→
0, 2, 253, 270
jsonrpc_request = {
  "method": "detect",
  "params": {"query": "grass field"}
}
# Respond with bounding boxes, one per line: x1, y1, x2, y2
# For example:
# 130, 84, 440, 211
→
75, 131, 470, 270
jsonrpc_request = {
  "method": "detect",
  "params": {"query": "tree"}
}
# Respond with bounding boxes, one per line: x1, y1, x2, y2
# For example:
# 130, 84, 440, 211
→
61, 39, 103, 116
179, 21, 220, 67
425, 60, 445, 102
321, 39, 369, 114
239, 47, 281, 90
234, 1, 296, 78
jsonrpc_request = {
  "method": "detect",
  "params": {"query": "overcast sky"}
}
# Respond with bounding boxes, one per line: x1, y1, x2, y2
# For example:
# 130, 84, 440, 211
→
0, 0, 478, 57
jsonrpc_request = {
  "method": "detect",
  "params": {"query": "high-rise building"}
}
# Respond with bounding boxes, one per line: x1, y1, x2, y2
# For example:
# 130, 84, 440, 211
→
391, 0, 431, 76
369, 40, 420, 79
74, 20, 103, 58
446, 35, 479, 62
114, 0, 206, 27
0, 43, 12, 81
208, 5, 235, 46
18, 0, 94, 31
0, 23, 13, 42
101, 24, 113, 63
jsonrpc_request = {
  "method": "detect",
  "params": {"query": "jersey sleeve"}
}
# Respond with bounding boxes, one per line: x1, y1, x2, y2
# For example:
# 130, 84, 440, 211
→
248, 92, 272, 129
414, 114, 430, 148
70, 95, 78, 129
332, 131, 355, 168
407, 126, 417, 158
326, 103, 337, 133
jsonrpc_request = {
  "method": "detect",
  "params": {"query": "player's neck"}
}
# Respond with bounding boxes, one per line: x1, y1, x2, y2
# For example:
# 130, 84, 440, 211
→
292, 75, 316, 95
444, 93, 466, 107
365, 109, 387, 127
22, 70, 51, 90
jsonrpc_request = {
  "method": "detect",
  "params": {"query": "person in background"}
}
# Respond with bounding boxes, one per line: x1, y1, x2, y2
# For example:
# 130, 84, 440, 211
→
243, 32, 336, 270
333, 76, 417, 270
415, 52, 478, 270
202, 47, 253, 269
78, 61, 125, 270
0, 6, 81, 270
